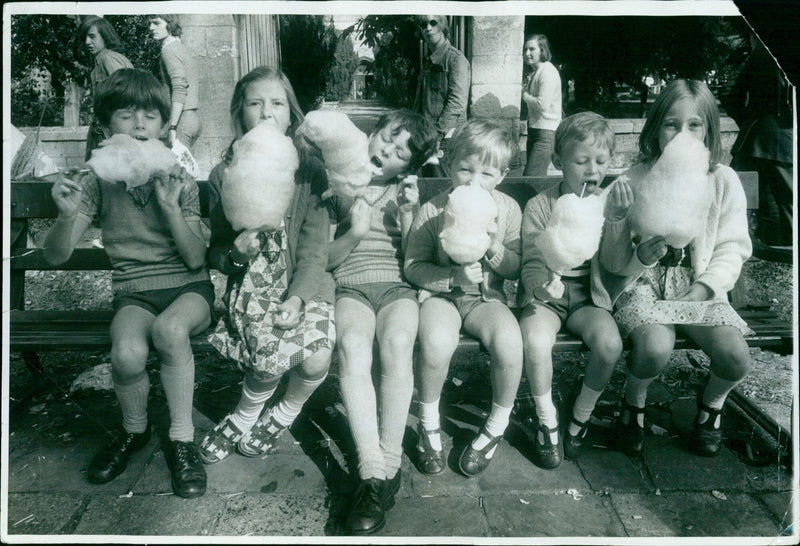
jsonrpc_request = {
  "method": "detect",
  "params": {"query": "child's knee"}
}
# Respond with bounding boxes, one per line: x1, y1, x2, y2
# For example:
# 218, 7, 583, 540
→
711, 343, 751, 380
151, 315, 190, 354
380, 330, 416, 361
419, 326, 459, 357
111, 338, 149, 375
298, 349, 332, 379
589, 333, 623, 364
522, 327, 556, 356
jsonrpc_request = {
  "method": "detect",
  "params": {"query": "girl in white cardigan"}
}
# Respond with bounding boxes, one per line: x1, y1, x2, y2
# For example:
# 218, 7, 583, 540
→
600, 79, 753, 459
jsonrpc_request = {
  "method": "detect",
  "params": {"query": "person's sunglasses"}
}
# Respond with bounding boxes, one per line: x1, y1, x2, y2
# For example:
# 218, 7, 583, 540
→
417, 19, 439, 29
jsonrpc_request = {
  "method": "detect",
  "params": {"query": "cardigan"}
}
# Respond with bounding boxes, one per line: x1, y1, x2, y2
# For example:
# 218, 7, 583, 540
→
524, 61, 562, 131
160, 37, 200, 110
600, 163, 752, 307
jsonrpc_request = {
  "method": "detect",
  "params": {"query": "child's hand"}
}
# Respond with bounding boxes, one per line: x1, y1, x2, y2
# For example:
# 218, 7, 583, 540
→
349, 197, 372, 240
636, 236, 668, 266
153, 165, 186, 215
605, 177, 634, 221
233, 230, 262, 260
451, 262, 484, 287
398, 175, 419, 214
51, 169, 85, 218
273, 296, 302, 329
673, 283, 712, 302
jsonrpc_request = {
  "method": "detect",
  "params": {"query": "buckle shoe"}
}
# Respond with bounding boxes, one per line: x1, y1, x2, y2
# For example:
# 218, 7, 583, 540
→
416, 424, 446, 475
238, 408, 286, 458
563, 415, 590, 460
198, 416, 244, 464
690, 398, 724, 457
87, 427, 151, 484
345, 478, 385, 535
165, 440, 207, 499
610, 403, 645, 456
458, 428, 502, 477
531, 421, 563, 470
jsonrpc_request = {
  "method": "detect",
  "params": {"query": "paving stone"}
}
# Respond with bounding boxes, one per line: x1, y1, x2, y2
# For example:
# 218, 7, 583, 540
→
6, 443, 155, 495
214, 494, 328, 536
74, 494, 226, 536
644, 435, 750, 490
4, 493, 84, 535
578, 447, 652, 492
756, 491, 794, 526
483, 492, 626, 537
611, 491, 781, 537
375, 495, 490, 537
204, 451, 327, 495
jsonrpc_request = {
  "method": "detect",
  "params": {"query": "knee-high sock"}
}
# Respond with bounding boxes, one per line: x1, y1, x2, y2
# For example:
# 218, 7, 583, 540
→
340, 373, 385, 480
115, 373, 150, 434
378, 373, 414, 479
160, 347, 196, 442
271, 370, 328, 428
230, 373, 282, 432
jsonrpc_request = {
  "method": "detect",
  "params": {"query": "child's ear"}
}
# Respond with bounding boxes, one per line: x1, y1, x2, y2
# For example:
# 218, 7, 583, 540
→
551, 152, 562, 170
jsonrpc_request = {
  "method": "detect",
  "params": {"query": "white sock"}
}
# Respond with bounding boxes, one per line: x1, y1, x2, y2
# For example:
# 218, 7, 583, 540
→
533, 392, 559, 444
230, 374, 280, 432
271, 371, 328, 428
378, 373, 414, 479
418, 398, 442, 451
115, 374, 150, 435
569, 383, 603, 435
472, 403, 512, 458
160, 351, 196, 442
624, 374, 656, 427
699, 373, 740, 426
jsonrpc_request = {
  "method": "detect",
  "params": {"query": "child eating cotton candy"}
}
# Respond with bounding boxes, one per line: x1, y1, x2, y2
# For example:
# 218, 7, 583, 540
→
439, 183, 499, 265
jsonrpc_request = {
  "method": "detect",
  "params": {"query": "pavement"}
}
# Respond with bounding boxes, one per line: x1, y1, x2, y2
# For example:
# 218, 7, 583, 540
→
3, 347, 797, 543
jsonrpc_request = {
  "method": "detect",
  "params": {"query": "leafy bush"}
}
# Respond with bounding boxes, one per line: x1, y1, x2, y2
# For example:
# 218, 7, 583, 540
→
324, 34, 360, 102
279, 15, 337, 112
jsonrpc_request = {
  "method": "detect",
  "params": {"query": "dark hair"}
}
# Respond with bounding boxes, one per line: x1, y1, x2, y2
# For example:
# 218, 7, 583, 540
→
149, 14, 182, 37
223, 66, 305, 163
554, 111, 616, 156
373, 109, 439, 172
638, 79, 722, 169
75, 16, 126, 55
524, 34, 553, 63
93, 68, 170, 127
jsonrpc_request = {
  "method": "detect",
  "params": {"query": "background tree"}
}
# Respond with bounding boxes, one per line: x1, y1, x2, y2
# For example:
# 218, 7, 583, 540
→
324, 34, 360, 102
344, 15, 420, 107
279, 15, 337, 112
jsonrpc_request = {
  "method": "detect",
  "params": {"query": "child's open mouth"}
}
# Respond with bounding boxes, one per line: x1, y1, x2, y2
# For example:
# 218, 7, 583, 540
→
133, 136, 149, 141
371, 156, 383, 169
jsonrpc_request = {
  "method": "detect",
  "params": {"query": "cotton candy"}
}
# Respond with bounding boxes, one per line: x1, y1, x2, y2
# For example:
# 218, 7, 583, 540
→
628, 131, 713, 248
86, 134, 177, 190
440, 184, 499, 264
221, 122, 299, 232
535, 183, 611, 299
296, 110, 380, 199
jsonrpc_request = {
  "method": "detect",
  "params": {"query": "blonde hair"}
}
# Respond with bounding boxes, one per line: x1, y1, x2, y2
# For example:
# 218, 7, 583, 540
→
554, 111, 616, 156
447, 118, 516, 171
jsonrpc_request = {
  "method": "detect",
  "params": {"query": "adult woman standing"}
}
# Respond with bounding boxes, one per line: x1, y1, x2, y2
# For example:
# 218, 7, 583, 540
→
521, 34, 562, 176
148, 14, 202, 150
76, 16, 133, 161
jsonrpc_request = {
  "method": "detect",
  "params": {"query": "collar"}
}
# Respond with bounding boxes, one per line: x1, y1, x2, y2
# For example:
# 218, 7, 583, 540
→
428, 38, 452, 64
162, 35, 179, 49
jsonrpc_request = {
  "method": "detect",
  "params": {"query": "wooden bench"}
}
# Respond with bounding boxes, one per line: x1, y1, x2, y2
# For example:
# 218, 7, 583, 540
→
9, 172, 794, 377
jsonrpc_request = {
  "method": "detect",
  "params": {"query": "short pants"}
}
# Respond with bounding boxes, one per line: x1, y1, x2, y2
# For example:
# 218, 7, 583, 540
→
534, 275, 592, 322
336, 282, 417, 314
113, 280, 215, 318
428, 290, 486, 321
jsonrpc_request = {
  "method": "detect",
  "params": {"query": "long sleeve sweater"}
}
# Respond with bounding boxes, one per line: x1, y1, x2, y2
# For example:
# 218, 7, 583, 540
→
600, 163, 752, 306
160, 38, 200, 110
405, 188, 523, 305
90, 49, 133, 95
206, 155, 334, 305
524, 61, 562, 131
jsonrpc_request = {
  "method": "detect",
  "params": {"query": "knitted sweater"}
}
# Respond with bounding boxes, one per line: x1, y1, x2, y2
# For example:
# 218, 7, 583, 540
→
329, 183, 408, 287
520, 182, 611, 309
207, 155, 335, 305
600, 163, 752, 306
524, 61, 562, 131
77, 173, 209, 294
405, 188, 523, 305
160, 37, 199, 110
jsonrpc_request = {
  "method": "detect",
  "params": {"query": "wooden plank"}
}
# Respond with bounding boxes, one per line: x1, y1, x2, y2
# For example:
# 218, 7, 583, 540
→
11, 248, 112, 271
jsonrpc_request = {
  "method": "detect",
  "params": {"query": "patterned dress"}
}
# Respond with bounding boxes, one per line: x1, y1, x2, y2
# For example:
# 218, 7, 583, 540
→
208, 227, 335, 378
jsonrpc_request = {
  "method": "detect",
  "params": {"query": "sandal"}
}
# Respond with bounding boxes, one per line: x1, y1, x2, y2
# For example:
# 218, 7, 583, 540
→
198, 416, 244, 464
416, 423, 446, 476
458, 428, 502, 477
563, 415, 590, 460
690, 398, 724, 457
238, 408, 286, 458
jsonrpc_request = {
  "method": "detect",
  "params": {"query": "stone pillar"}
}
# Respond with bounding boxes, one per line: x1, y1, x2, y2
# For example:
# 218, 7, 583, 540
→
179, 14, 238, 178
468, 16, 525, 168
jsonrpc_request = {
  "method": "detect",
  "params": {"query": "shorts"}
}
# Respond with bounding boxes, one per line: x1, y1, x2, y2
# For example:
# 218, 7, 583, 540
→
429, 290, 485, 321
113, 280, 215, 318
336, 282, 417, 314
534, 276, 592, 322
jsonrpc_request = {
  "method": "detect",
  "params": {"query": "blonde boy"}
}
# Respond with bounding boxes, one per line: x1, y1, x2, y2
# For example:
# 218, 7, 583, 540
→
405, 118, 524, 478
